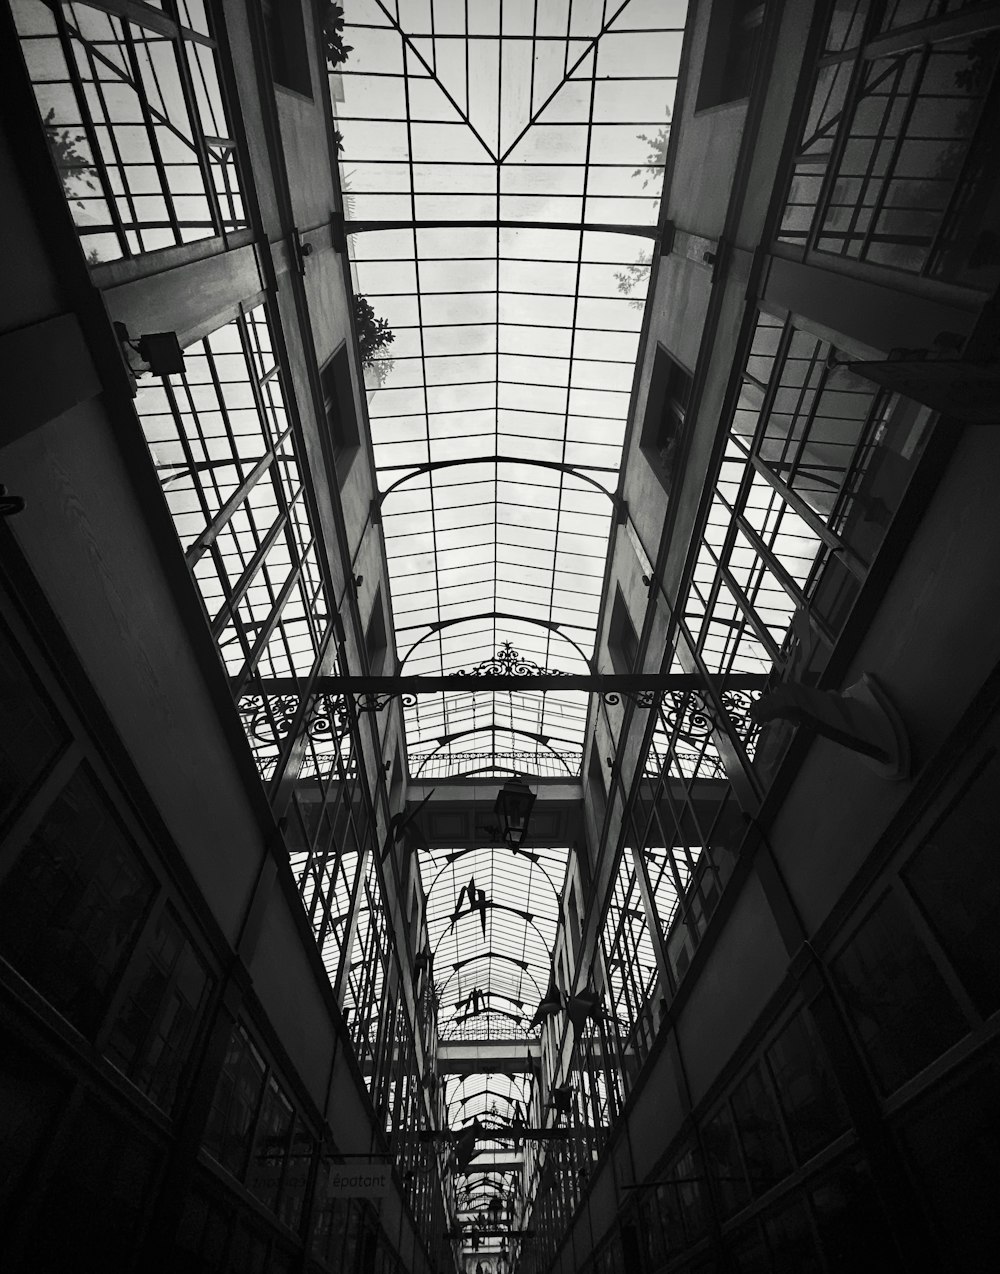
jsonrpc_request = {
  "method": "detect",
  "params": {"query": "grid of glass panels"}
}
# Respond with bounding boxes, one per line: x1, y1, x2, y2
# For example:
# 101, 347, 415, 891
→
600, 844, 658, 1063
134, 305, 335, 784
423, 842, 569, 1040
337, 0, 686, 775
778, 0, 1000, 289
683, 308, 933, 778
12, 0, 245, 263
447, 1069, 531, 1131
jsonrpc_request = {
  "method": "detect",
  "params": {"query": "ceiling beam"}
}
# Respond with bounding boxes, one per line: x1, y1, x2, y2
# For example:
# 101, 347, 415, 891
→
438, 1040, 535, 1075
249, 672, 767, 695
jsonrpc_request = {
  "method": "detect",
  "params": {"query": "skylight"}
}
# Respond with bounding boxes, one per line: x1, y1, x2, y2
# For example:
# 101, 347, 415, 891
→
335, 0, 685, 775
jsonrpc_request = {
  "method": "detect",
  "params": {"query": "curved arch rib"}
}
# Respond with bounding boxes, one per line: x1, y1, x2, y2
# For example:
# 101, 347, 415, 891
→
397, 610, 593, 673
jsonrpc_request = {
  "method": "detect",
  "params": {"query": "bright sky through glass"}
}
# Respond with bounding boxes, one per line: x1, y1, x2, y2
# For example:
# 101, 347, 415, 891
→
336, 0, 686, 777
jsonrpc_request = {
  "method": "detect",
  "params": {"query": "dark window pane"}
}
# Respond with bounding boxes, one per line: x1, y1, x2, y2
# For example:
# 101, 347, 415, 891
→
104, 906, 211, 1113
30, 1100, 159, 1267
654, 1177, 687, 1256
764, 1196, 822, 1273
175, 1190, 232, 1270
898, 1045, 1000, 1272
703, 1102, 750, 1216
0, 768, 155, 1035
0, 620, 65, 824
903, 757, 1000, 1016
0, 1034, 69, 1224
674, 1142, 710, 1244
227, 1217, 269, 1274
832, 890, 968, 1093
279, 1119, 312, 1232
729, 1221, 770, 1272
766, 1010, 849, 1162
246, 1076, 293, 1214
730, 1062, 791, 1194
203, 1024, 266, 1178
809, 1158, 903, 1272
638, 1189, 668, 1267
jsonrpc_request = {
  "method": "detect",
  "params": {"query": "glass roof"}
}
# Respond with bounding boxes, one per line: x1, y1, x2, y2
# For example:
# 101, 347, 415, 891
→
423, 841, 569, 1039
335, 0, 685, 776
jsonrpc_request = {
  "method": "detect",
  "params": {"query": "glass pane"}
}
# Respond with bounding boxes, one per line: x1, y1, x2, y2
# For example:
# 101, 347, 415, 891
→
104, 906, 211, 1112
730, 1062, 791, 1194
0, 620, 65, 824
809, 1157, 902, 1271
765, 1009, 849, 1162
832, 890, 968, 1094
0, 767, 155, 1036
202, 1024, 266, 1177
903, 756, 1000, 1017
339, 0, 682, 777
899, 1046, 1000, 1272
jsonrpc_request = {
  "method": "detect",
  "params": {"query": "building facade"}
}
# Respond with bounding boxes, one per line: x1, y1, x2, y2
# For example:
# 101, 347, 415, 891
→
1, 2, 999, 1273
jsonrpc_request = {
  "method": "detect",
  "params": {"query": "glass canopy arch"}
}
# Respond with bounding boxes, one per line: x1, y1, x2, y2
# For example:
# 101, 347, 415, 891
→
336, 0, 686, 778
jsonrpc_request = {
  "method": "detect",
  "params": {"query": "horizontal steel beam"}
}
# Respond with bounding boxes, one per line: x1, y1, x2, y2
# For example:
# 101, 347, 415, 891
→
249, 673, 767, 696
438, 1040, 534, 1074
345, 217, 658, 238
421, 1126, 597, 1142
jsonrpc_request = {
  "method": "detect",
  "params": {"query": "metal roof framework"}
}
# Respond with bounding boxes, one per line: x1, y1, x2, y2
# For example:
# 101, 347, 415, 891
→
336, 0, 685, 782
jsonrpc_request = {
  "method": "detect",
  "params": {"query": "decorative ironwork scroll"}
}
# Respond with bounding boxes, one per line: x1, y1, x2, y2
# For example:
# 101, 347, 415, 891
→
606, 686, 760, 745
456, 641, 570, 680
238, 693, 352, 746
355, 691, 417, 714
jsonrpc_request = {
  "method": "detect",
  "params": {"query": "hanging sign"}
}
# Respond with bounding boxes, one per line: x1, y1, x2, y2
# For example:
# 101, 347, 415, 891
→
325, 1163, 391, 1199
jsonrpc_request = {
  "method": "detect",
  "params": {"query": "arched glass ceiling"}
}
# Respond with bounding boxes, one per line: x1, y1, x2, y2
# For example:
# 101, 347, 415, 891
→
335, 0, 686, 775
424, 842, 567, 1040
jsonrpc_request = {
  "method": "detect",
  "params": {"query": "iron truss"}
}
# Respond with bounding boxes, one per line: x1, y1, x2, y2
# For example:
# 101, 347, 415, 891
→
238, 644, 765, 747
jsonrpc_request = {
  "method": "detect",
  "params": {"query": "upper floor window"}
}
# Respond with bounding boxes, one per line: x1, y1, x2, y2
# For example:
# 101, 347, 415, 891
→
641, 347, 693, 492
261, 0, 312, 97
609, 588, 640, 676
12, 0, 245, 263
320, 345, 361, 484
779, 8, 1000, 287
698, 0, 765, 109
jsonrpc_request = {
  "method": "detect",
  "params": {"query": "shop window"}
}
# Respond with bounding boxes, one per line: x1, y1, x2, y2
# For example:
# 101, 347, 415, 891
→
608, 588, 639, 676
0, 767, 155, 1037
104, 905, 211, 1113
728, 1221, 770, 1270
831, 889, 968, 1094
30, 1100, 160, 1268
228, 1218, 270, 1274
762, 1196, 822, 1272
808, 1157, 902, 1271
320, 347, 361, 484
673, 1141, 710, 1244
175, 1190, 232, 1268
279, 1121, 313, 1232
703, 1102, 750, 1217
898, 1045, 1000, 1271
641, 347, 693, 492
903, 754, 1000, 1018
0, 619, 66, 827
202, 1024, 267, 1178
0, 1035, 69, 1226
698, 1, 765, 109
729, 1062, 790, 1194
247, 1077, 294, 1213
261, 0, 312, 97
765, 1009, 848, 1162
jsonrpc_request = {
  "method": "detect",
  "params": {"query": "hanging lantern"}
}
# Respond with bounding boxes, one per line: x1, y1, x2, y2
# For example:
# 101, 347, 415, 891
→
494, 775, 536, 849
